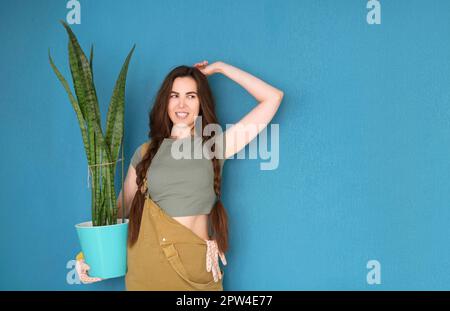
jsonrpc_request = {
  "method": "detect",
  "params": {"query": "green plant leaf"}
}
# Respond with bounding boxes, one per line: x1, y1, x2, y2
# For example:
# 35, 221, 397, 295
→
61, 21, 106, 156
105, 45, 136, 169
89, 44, 94, 79
48, 50, 90, 163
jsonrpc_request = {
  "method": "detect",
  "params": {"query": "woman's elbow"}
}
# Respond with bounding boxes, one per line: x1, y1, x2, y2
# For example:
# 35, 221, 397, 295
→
276, 90, 284, 101
270, 89, 284, 102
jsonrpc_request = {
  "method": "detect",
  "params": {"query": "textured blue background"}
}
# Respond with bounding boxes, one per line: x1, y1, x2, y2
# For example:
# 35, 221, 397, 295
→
1, 0, 449, 290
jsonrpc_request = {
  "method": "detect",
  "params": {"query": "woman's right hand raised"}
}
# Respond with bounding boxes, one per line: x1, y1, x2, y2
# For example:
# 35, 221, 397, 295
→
75, 252, 103, 284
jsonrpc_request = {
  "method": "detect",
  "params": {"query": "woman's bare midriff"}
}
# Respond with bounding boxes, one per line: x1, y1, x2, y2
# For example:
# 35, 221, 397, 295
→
172, 214, 210, 241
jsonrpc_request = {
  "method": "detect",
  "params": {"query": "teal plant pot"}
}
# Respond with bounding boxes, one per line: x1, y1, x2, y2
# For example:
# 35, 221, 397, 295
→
75, 219, 128, 279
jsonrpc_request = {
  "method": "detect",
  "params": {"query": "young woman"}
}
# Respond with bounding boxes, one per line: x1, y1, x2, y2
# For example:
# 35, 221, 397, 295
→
76, 60, 284, 290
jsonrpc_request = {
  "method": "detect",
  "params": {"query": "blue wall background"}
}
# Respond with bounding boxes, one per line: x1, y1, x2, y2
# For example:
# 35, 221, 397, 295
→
1, 0, 449, 290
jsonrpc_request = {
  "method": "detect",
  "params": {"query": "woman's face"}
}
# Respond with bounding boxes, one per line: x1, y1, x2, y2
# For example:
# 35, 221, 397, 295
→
168, 76, 200, 130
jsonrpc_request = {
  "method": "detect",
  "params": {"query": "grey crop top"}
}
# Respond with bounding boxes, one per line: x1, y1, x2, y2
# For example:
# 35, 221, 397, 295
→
130, 135, 226, 217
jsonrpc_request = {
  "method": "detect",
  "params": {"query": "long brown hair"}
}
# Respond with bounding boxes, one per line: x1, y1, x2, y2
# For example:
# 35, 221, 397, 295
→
127, 65, 228, 254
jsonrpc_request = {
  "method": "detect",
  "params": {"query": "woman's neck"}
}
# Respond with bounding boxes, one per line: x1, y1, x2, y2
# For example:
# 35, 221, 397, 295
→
170, 125, 195, 139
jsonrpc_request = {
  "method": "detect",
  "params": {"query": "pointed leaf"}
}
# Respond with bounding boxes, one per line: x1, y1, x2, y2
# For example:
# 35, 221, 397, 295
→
105, 45, 135, 168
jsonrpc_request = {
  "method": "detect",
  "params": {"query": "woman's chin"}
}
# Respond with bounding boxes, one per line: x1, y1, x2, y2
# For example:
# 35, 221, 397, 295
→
172, 120, 192, 127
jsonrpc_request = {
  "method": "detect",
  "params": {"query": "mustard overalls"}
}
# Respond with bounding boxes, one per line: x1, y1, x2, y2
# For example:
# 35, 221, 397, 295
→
125, 194, 224, 290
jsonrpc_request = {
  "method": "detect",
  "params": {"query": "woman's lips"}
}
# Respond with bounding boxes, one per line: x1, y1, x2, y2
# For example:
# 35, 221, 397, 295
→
175, 112, 189, 119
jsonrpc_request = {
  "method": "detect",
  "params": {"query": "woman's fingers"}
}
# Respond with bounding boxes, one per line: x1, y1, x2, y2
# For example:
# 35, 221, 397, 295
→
75, 259, 86, 276
193, 60, 208, 68
80, 273, 102, 284
75, 260, 103, 284
81, 262, 89, 274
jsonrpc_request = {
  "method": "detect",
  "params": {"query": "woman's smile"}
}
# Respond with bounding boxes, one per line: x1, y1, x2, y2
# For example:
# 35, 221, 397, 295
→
175, 111, 190, 119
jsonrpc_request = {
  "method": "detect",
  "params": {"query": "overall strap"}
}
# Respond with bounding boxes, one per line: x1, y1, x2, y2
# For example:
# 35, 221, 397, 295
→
140, 141, 151, 158
161, 243, 219, 290
145, 198, 219, 289
139, 141, 151, 196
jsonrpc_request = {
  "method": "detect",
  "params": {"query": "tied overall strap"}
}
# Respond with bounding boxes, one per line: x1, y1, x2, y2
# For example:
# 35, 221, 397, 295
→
145, 198, 219, 290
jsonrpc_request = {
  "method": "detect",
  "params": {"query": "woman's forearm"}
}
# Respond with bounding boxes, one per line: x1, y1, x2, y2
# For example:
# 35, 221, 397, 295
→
216, 62, 283, 103
117, 188, 134, 219
116, 165, 139, 219
117, 189, 128, 219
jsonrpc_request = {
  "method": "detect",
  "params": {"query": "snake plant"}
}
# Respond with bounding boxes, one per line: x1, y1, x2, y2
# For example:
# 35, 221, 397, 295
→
49, 21, 135, 226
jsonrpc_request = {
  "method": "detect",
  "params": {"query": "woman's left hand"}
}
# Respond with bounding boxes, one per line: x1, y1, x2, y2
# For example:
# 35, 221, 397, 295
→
193, 60, 222, 77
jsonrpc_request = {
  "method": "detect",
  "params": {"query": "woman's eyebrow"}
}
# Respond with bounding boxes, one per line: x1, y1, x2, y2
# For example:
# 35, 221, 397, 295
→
170, 91, 198, 95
